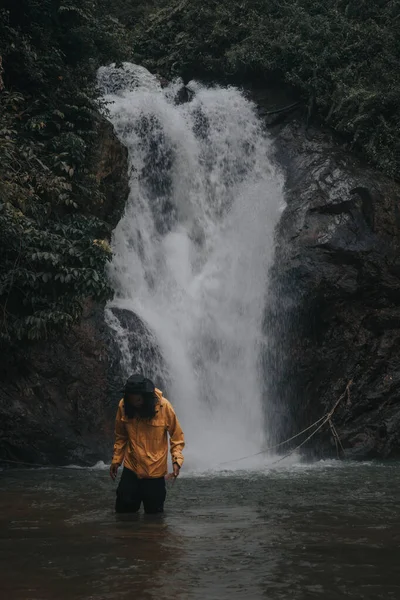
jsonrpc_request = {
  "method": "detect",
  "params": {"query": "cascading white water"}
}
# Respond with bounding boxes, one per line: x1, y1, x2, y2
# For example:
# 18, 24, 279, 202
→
98, 63, 284, 471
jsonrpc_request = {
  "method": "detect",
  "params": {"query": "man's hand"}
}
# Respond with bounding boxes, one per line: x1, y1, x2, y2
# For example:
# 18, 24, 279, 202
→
110, 463, 120, 481
165, 463, 180, 481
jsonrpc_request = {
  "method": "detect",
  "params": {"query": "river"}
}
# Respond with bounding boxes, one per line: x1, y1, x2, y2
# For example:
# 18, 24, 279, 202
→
1, 461, 399, 599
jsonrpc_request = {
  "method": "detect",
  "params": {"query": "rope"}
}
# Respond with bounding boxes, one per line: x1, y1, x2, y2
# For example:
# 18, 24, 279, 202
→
219, 380, 352, 468
329, 419, 346, 458
331, 419, 340, 458
218, 414, 327, 466
262, 101, 301, 116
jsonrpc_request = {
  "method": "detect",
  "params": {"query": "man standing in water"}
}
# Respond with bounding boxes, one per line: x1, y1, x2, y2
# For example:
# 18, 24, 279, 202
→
110, 374, 185, 514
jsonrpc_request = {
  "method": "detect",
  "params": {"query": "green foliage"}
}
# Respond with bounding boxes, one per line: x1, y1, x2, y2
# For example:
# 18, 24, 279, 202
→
0, 0, 132, 343
0, 203, 112, 341
133, 0, 400, 177
110, 0, 165, 28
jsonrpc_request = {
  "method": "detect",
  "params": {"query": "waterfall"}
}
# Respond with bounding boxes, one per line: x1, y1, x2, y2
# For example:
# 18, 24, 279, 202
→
98, 63, 284, 470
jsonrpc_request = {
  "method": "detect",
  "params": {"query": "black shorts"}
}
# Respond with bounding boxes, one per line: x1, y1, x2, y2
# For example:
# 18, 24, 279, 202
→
115, 467, 166, 514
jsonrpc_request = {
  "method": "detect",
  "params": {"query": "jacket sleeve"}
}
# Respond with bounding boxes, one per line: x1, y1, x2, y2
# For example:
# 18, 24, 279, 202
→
112, 402, 128, 465
166, 401, 185, 468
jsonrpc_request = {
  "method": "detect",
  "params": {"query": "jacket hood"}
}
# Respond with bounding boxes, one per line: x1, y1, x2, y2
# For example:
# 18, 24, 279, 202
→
124, 374, 155, 395
155, 388, 164, 403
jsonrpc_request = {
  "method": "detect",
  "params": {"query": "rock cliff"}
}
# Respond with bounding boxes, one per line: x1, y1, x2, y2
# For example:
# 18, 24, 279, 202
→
262, 98, 400, 459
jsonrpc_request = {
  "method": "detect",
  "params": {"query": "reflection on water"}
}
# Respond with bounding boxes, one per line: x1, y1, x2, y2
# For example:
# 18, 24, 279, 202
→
1, 462, 400, 599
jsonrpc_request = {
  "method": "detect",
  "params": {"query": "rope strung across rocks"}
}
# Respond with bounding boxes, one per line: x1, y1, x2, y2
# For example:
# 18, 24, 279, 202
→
219, 380, 352, 467
218, 415, 327, 466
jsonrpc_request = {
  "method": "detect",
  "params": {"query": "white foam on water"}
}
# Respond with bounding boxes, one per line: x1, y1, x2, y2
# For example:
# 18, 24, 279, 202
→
63, 461, 110, 471
74, 457, 379, 479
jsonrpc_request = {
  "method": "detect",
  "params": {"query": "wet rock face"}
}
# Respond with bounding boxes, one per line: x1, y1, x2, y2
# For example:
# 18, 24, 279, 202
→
92, 116, 130, 229
0, 302, 114, 466
106, 307, 170, 402
265, 119, 400, 459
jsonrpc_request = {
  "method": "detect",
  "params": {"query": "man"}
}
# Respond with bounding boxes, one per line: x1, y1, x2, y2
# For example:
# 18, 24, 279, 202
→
110, 374, 185, 514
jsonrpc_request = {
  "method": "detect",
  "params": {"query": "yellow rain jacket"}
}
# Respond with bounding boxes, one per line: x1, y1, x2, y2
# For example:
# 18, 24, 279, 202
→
111, 388, 185, 479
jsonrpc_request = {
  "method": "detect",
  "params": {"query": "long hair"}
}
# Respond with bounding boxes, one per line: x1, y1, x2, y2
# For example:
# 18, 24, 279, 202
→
124, 391, 157, 420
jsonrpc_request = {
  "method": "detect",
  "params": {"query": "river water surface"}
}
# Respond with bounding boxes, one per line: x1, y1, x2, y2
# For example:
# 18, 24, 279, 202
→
1, 461, 399, 600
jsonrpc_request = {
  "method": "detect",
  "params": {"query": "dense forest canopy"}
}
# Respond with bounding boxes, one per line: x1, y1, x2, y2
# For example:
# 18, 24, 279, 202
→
132, 0, 400, 177
1, 0, 399, 349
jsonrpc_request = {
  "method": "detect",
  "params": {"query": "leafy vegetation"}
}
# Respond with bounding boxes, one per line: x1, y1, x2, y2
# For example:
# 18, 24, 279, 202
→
133, 0, 400, 177
0, 0, 131, 343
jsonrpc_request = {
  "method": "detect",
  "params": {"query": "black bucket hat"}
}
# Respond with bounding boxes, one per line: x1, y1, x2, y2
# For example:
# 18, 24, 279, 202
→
124, 374, 155, 395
